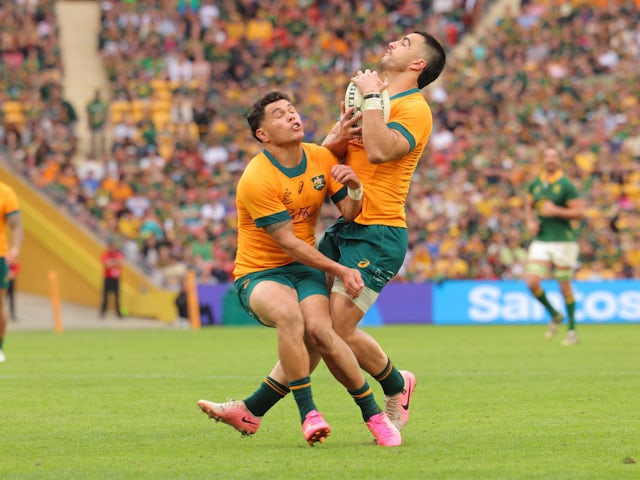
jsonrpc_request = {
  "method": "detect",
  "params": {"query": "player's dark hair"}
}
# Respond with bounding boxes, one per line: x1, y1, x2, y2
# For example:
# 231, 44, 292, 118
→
246, 90, 291, 142
414, 31, 446, 89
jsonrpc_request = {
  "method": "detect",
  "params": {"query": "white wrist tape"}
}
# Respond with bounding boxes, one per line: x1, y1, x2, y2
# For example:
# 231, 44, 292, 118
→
347, 186, 364, 200
362, 97, 383, 111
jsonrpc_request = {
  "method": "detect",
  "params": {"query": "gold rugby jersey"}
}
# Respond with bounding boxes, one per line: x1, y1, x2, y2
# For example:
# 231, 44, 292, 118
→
233, 143, 346, 279
345, 88, 432, 228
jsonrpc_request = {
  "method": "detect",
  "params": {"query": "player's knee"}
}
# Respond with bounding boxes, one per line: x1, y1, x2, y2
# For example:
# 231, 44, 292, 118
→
268, 304, 304, 331
305, 327, 337, 356
525, 263, 547, 290
304, 323, 324, 346
524, 275, 539, 291
333, 323, 357, 347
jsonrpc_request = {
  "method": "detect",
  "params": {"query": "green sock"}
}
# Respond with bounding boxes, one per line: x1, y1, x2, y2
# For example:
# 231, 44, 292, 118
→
566, 299, 576, 330
349, 382, 382, 422
373, 358, 405, 396
0, 338, 3, 350
533, 288, 559, 318
289, 376, 317, 423
244, 376, 289, 417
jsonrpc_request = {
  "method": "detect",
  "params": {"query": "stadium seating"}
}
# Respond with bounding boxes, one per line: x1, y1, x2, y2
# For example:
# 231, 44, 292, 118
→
3, 1, 639, 288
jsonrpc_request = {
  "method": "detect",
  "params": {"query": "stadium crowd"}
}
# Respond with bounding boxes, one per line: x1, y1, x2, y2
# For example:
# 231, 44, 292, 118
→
1, 0, 639, 290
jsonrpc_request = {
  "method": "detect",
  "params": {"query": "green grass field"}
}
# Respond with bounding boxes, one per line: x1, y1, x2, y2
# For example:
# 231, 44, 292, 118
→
1, 324, 639, 479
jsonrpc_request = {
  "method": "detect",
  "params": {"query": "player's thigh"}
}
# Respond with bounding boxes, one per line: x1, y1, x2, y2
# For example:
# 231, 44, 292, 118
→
526, 241, 552, 279
250, 280, 302, 329
551, 242, 579, 269
527, 240, 552, 263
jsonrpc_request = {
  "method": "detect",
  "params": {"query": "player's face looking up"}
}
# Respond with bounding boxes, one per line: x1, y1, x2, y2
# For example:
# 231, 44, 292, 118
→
379, 33, 427, 73
255, 100, 304, 145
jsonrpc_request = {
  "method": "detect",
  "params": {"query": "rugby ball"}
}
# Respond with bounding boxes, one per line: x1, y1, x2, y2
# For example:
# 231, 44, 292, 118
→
344, 82, 390, 128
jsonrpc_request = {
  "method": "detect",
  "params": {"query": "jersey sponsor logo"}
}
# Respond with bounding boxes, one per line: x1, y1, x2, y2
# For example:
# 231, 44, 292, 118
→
282, 189, 293, 205
311, 175, 326, 190
288, 205, 318, 221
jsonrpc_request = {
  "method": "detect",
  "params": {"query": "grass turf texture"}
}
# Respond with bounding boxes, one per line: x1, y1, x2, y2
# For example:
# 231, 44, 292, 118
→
1, 324, 638, 479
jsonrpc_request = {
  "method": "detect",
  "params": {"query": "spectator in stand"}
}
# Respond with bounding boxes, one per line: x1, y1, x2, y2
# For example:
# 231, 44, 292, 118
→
112, 115, 139, 149
86, 89, 109, 158
192, 90, 217, 141
44, 83, 78, 133
79, 168, 103, 198
188, 228, 213, 264
140, 232, 162, 268
156, 243, 188, 292
139, 210, 165, 242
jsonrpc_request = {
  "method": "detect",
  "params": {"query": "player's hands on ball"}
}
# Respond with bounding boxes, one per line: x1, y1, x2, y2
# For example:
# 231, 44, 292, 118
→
333, 101, 362, 139
339, 267, 364, 299
331, 164, 361, 191
352, 69, 388, 96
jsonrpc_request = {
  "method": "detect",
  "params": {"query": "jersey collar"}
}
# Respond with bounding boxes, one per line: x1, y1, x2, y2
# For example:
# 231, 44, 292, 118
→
390, 87, 421, 100
264, 148, 307, 178
540, 170, 563, 185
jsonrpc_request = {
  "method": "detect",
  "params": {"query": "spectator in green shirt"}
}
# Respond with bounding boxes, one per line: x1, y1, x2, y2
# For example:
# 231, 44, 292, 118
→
87, 89, 109, 157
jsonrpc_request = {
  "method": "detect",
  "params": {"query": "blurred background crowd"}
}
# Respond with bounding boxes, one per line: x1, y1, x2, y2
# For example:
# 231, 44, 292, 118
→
1, 0, 638, 292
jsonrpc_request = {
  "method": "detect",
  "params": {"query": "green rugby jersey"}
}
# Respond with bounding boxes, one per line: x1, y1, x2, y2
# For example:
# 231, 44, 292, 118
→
528, 173, 579, 242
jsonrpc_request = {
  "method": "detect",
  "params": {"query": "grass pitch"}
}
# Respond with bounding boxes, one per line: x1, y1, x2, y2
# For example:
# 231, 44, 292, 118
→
1, 324, 639, 479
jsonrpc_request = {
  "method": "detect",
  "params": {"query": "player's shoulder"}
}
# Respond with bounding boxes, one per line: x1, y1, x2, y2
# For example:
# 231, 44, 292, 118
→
302, 142, 338, 163
242, 150, 270, 173
390, 88, 431, 120
238, 152, 271, 186
391, 88, 428, 107
302, 142, 330, 155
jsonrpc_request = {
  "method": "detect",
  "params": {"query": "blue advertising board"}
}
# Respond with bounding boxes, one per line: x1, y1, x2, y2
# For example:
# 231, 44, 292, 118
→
433, 280, 640, 325
373, 282, 433, 325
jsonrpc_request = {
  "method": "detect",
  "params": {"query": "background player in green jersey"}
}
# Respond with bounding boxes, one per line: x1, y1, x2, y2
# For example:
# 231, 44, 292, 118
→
524, 147, 585, 346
